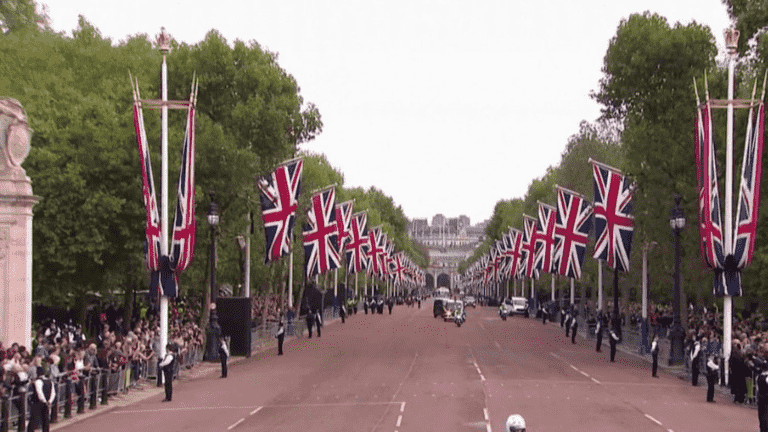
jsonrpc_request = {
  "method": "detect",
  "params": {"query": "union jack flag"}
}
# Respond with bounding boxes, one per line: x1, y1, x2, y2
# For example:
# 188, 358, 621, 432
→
391, 252, 407, 287
169, 91, 197, 284
553, 186, 593, 279
258, 158, 303, 264
591, 160, 636, 272
366, 226, 384, 278
383, 237, 394, 279
502, 229, 523, 280
303, 187, 340, 278
335, 200, 354, 252
534, 203, 557, 274
132, 82, 161, 273
521, 215, 540, 279
345, 212, 369, 274
733, 102, 764, 271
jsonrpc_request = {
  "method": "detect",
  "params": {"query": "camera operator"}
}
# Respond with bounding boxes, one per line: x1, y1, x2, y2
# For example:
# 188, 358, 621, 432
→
755, 344, 768, 432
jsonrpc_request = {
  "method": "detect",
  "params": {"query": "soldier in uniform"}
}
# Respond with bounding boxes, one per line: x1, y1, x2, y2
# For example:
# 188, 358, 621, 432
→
218, 336, 229, 378
159, 344, 176, 402
690, 336, 702, 386
651, 334, 660, 377
275, 321, 285, 355
28, 366, 55, 432
609, 327, 619, 362
706, 354, 719, 402
306, 310, 314, 338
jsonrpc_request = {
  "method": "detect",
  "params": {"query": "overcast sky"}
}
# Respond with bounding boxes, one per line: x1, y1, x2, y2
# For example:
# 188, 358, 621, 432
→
40, 0, 731, 224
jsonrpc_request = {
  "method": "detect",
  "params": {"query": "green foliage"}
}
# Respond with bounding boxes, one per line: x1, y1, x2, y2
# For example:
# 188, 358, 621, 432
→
0, 0, 49, 35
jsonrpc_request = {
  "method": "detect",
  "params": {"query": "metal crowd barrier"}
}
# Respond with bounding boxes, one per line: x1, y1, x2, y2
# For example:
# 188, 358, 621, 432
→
0, 350, 204, 431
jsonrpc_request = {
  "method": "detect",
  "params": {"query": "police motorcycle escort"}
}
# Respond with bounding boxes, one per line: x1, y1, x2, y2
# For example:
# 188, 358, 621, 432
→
442, 299, 466, 327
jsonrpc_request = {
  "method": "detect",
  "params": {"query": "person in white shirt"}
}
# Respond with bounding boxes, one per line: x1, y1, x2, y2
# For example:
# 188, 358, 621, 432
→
158, 344, 175, 402
651, 335, 660, 377
706, 353, 720, 402
218, 336, 229, 378
275, 322, 285, 356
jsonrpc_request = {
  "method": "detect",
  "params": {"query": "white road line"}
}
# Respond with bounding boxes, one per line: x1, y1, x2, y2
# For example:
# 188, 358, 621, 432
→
569, 365, 580, 372
396, 415, 402, 427
591, 377, 601, 384
580, 371, 590, 378
250, 406, 263, 415
549, 352, 563, 361
227, 418, 244, 430
480, 374, 486, 381
483, 408, 489, 421
494, 341, 501, 349
400, 402, 405, 412
486, 422, 492, 432
644, 414, 663, 426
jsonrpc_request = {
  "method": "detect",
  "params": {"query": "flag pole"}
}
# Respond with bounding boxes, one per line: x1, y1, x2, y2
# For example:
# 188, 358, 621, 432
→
723, 28, 740, 385
597, 260, 603, 312
158, 28, 170, 360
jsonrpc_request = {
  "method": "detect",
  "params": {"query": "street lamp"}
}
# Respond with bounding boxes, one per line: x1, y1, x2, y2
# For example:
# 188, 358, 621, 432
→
205, 194, 221, 361
668, 195, 686, 366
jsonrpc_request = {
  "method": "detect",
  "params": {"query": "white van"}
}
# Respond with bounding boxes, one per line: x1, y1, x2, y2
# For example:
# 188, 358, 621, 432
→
502, 297, 529, 318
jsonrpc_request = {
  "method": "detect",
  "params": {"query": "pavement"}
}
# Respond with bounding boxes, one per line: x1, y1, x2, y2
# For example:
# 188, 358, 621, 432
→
48, 304, 758, 432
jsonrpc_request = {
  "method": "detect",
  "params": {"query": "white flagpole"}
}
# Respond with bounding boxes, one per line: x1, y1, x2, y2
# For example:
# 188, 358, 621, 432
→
723, 28, 740, 385
158, 29, 170, 360
334, 268, 338, 298
551, 274, 555, 302
570, 278, 575, 306
597, 261, 603, 312
288, 251, 294, 308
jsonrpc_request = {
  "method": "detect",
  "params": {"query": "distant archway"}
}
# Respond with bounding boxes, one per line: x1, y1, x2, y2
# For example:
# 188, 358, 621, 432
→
437, 273, 451, 289
426, 274, 435, 289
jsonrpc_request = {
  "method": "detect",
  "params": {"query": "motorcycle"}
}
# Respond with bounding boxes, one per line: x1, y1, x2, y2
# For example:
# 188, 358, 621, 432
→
499, 307, 507, 321
455, 311, 465, 327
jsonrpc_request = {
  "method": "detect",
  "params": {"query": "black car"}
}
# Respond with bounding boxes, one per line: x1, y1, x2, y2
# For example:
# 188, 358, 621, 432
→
433, 298, 448, 318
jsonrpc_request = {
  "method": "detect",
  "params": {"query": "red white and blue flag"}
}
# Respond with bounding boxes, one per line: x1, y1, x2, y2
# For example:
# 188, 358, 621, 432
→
553, 186, 593, 279
502, 229, 523, 280
303, 187, 340, 278
521, 215, 540, 279
335, 200, 354, 252
391, 252, 407, 287
169, 91, 197, 281
345, 211, 369, 274
591, 159, 636, 272
534, 202, 557, 274
366, 226, 385, 278
259, 158, 304, 264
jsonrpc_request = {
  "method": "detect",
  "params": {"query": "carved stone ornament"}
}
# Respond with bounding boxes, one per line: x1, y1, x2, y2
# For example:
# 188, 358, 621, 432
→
0, 98, 31, 174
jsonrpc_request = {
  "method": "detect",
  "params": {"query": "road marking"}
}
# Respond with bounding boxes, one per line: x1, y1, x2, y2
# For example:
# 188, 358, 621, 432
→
644, 414, 662, 426
480, 374, 486, 381
580, 371, 590, 378
494, 341, 501, 349
591, 377, 601, 384
396, 415, 402, 427
569, 365, 580, 372
227, 418, 244, 430
549, 352, 564, 361
479, 322, 487, 331
483, 408, 489, 421
486, 422, 492, 432
400, 402, 405, 412
250, 406, 263, 415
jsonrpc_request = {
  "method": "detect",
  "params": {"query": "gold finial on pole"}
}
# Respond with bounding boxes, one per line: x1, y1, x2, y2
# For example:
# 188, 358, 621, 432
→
157, 27, 172, 55
724, 28, 740, 56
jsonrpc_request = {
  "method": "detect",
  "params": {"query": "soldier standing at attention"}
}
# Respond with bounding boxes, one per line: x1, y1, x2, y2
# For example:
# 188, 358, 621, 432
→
275, 321, 285, 355
651, 334, 660, 377
218, 336, 229, 378
306, 310, 314, 338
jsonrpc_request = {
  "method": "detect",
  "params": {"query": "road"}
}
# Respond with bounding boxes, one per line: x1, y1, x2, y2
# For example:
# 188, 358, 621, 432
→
55, 303, 758, 431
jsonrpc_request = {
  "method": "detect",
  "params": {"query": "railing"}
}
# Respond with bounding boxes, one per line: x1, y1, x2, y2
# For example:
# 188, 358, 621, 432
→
0, 347, 204, 431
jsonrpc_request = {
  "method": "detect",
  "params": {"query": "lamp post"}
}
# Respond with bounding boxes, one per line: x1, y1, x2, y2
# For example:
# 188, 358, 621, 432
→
205, 195, 221, 361
668, 195, 686, 366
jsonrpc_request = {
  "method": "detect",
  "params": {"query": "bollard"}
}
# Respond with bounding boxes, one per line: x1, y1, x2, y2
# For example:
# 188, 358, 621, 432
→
100, 371, 109, 406
89, 374, 97, 410
76, 379, 85, 414
16, 392, 25, 432
63, 376, 72, 419
1, 394, 8, 432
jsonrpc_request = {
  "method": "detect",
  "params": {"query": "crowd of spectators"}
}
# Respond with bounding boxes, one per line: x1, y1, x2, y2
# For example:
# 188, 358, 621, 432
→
251, 295, 284, 323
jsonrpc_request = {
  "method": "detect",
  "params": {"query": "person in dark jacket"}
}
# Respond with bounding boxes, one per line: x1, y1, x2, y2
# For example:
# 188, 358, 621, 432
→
28, 367, 55, 431
730, 341, 747, 403
218, 336, 229, 378
706, 354, 720, 402
306, 310, 314, 338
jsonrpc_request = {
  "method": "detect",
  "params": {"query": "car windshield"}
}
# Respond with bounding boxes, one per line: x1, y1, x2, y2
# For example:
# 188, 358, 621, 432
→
445, 302, 462, 311
513, 299, 526, 306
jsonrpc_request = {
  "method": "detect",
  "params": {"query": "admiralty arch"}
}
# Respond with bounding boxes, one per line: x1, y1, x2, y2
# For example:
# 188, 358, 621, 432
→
408, 214, 486, 291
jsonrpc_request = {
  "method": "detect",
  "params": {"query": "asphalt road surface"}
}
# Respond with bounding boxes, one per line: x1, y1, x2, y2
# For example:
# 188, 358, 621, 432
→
55, 303, 758, 432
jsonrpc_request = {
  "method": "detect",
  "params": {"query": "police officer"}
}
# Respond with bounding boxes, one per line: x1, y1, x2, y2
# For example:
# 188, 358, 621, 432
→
571, 310, 578, 344
387, 298, 394, 314
340, 303, 347, 324
690, 336, 702, 386
218, 336, 229, 378
306, 310, 314, 338
560, 307, 566, 327
565, 310, 571, 338
363, 298, 369, 314
651, 335, 660, 377
28, 366, 55, 432
706, 354, 719, 402
609, 327, 619, 362
315, 309, 323, 337
275, 321, 285, 355
505, 414, 526, 432
159, 344, 176, 402
595, 311, 604, 352
541, 304, 548, 325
